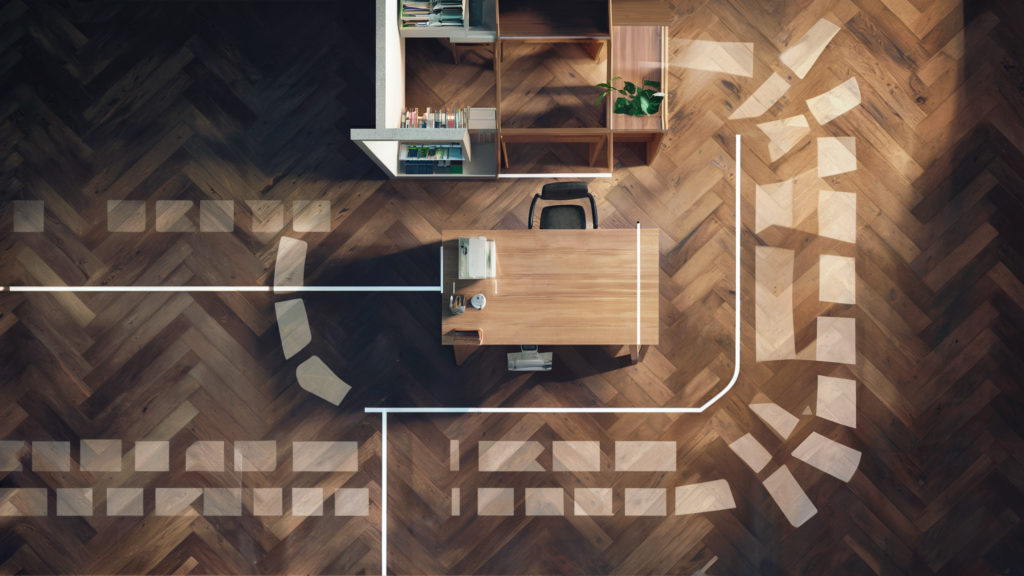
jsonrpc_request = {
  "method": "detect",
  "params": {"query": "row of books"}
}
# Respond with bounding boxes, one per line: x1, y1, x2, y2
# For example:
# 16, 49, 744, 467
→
402, 142, 463, 175
401, 0, 463, 27
402, 144, 463, 161
400, 107, 469, 129
404, 160, 463, 175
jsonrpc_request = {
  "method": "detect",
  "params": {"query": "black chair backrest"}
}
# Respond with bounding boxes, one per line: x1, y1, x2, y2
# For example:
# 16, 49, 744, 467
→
529, 182, 599, 229
540, 182, 590, 201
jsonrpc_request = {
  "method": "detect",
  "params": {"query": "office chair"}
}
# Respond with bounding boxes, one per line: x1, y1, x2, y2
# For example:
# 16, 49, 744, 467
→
528, 182, 598, 229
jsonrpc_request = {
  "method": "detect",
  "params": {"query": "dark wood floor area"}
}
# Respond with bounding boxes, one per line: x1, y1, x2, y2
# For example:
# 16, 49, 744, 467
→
0, 0, 1023, 574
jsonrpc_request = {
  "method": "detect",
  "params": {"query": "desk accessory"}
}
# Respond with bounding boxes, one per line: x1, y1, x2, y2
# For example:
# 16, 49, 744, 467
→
459, 236, 497, 279
596, 77, 665, 116
450, 294, 466, 314
507, 345, 552, 371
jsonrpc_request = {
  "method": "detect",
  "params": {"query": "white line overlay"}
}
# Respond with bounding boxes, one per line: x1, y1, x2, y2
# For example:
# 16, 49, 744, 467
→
10, 248, 448, 294
8, 286, 443, 292
10, 286, 273, 292
369, 135, 744, 574
369, 134, 743, 414
637, 221, 641, 348
5, 137, 743, 576
499, 173, 612, 179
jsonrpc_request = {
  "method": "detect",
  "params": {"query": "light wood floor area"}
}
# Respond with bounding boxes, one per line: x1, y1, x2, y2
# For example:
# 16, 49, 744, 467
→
1, 0, 1024, 574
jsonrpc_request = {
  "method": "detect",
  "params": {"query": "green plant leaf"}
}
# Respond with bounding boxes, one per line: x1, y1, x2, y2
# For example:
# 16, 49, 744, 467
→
638, 93, 650, 115
595, 93, 606, 105
624, 81, 636, 95
643, 80, 660, 88
613, 97, 629, 114
618, 89, 628, 95
596, 83, 612, 89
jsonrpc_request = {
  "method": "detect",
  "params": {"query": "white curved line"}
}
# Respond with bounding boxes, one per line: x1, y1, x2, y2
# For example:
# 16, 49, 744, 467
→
367, 134, 743, 414
695, 133, 742, 411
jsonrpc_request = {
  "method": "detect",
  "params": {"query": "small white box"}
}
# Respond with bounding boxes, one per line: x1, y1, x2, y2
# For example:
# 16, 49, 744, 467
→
459, 236, 487, 279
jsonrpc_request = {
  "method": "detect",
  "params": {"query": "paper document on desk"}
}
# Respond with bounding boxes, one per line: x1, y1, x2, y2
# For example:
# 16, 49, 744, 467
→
459, 236, 497, 279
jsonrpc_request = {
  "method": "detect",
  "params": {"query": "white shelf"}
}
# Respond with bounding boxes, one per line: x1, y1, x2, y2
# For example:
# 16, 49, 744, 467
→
400, 0, 495, 41
351, 127, 468, 142
397, 142, 495, 177
400, 143, 465, 162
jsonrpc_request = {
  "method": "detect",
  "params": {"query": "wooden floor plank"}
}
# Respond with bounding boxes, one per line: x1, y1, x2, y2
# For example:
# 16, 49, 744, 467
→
0, 0, 1023, 574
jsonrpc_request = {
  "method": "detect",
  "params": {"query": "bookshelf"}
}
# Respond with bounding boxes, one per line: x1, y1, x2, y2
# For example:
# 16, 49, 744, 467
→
399, 143, 496, 177
610, 25, 666, 131
497, 0, 610, 38
351, 110, 497, 178
353, 0, 672, 178
400, 143, 466, 175
400, 0, 497, 41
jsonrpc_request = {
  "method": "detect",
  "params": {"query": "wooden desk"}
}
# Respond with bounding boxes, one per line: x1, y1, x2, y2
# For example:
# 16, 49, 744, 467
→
441, 229, 659, 346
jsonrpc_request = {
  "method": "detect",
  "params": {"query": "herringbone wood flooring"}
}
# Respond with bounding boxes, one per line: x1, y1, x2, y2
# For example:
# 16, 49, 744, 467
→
0, 0, 1023, 574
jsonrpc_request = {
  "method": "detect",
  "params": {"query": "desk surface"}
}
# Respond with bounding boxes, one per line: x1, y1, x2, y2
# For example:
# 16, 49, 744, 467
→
441, 229, 659, 346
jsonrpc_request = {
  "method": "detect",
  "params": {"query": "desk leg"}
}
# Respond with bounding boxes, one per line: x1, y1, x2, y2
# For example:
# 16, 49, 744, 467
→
628, 345, 649, 365
453, 330, 483, 366
501, 140, 510, 169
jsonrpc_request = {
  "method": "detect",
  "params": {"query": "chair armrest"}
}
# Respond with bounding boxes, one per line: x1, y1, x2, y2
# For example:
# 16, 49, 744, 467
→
528, 194, 540, 229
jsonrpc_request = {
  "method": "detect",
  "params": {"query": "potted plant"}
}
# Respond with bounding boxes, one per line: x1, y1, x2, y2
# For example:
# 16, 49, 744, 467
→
595, 77, 665, 116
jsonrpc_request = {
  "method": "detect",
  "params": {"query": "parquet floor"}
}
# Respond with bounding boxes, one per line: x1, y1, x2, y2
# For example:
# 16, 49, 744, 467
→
0, 0, 1022, 574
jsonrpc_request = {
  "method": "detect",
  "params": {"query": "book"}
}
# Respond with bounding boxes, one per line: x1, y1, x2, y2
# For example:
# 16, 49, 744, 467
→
398, 106, 470, 129
402, 0, 463, 28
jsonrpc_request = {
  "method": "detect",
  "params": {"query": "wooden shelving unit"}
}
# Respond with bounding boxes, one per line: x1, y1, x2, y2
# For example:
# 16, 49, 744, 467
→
495, 0, 670, 174
401, 0, 497, 41
497, 0, 610, 38
353, 0, 671, 178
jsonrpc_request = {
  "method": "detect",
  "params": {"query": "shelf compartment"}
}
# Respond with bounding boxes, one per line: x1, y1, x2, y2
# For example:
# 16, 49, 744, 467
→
497, 0, 610, 38
610, 25, 667, 131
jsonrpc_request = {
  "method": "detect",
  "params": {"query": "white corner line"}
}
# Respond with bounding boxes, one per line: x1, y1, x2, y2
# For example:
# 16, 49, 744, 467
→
365, 134, 743, 415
